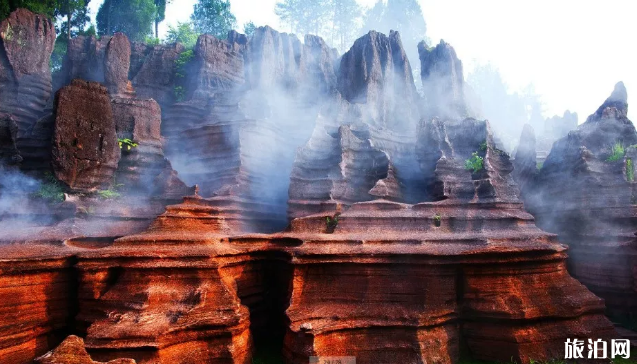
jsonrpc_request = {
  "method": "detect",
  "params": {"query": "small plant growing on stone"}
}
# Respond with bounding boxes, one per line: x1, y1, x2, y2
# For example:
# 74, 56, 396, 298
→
433, 213, 441, 227
173, 49, 194, 102
97, 189, 120, 199
479, 141, 487, 151
33, 172, 65, 203
626, 158, 634, 182
464, 152, 484, 174
606, 142, 625, 162
536, 161, 544, 170
325, 215, 339, 233
118, 138, 138, 151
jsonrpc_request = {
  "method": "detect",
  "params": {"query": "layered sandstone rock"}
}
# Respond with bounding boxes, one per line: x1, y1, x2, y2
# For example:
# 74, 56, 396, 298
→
0, 243, 75, 364
280, 117, 616, 364
104, 33, 132, 97
0, 9, 56, 171
129, 42, 184, 107
36, 336, 135, 364
52, 80, 120, 192
0, 112, 20, 165
518, 82, 637, 319
162, 28, 338, 232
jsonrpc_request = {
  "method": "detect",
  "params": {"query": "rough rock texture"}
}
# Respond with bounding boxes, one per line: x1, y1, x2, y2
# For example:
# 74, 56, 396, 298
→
0, 9, 56, 171
129, 42, 184, 107
162, 27, 338, 232
111, 97, 189, 198
52, 80, 120, 192
0, 244, 75, 364
517, 82, 637, 318
338, 30, 419, 132
104, 33, 132, 97
419, 40, 468, 119
36, 336, 135, 364
280, 117, 616, 364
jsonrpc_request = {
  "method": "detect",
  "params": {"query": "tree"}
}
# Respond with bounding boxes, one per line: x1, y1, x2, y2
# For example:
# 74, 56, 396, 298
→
243, 21, 256, 36
97, 0, 157, 41
154, 0, 171, 39
0, 0, 57, 21
331, 0, 361, 52
275, 0, 330, 37
166, 21, 198, 49
55, 0, 90, 40
191, 0, 236, 39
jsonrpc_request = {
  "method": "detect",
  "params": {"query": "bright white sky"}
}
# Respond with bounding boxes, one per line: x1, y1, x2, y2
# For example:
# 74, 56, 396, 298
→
89, 0, 637, 122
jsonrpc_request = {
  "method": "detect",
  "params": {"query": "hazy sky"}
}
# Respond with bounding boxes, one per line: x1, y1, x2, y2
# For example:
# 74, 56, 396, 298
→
88, 0, 636, 121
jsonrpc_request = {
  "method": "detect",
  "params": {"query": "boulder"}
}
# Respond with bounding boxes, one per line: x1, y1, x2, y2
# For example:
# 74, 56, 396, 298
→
52, 80, 120, 192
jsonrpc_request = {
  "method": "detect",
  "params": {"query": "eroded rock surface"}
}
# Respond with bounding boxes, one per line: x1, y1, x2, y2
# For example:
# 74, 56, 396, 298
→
52, 80, 120, 192
517, 82, 637, 319
0, 9, 56, 171
36, 336, 135, 364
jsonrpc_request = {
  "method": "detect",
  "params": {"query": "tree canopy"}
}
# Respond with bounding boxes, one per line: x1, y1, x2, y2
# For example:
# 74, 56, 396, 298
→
97, 0, 157, 41
166, 21, 198, 49
191, 0, 236, 39
274, 0, 363, 52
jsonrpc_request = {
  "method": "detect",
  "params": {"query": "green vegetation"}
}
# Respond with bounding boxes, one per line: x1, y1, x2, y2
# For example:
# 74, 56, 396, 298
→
97, 0, 157, 41
626, 158, 634, 182
433, 213, 441, 227
166, 21, 198, 49
191, 0, 237, 39
33, 172, 65, 203
607, 142, 626, 162
537, 161, 544, 170
118, 138, 138, 151
173, 49, 195, 101
479, 141, 487, 151
464, 152, 484, 174
97, 188, 120, 199
325, 215, 339, 232
243, 20, 257, 36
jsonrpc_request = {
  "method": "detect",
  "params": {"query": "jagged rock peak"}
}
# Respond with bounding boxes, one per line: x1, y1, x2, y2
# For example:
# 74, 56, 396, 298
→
418, 39, 468, 120
589, 81, 629, 122
513, 124, 538, 196
337, 30, 420, 131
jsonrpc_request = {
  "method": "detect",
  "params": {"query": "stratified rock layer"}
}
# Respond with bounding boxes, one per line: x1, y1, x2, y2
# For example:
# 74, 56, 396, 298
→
0, 8, 56, 171
519, 82, 637, 319
51, 80, 120, 192
36, 336, 135, 364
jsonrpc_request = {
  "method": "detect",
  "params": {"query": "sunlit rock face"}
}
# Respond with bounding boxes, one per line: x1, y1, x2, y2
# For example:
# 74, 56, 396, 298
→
517, 82, 637, 319
0, 9, 56, 172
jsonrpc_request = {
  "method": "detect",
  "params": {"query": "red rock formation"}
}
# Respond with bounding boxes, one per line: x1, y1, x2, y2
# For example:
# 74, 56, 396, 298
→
517, 82, 637, 320
104, 33, 132, 97
0, 243, 75, 364
129, 42, 184, 107
0, 9, 56, 171
36, 335, 135, 364
52, 80, 120, 192
0, 112, 20, 165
